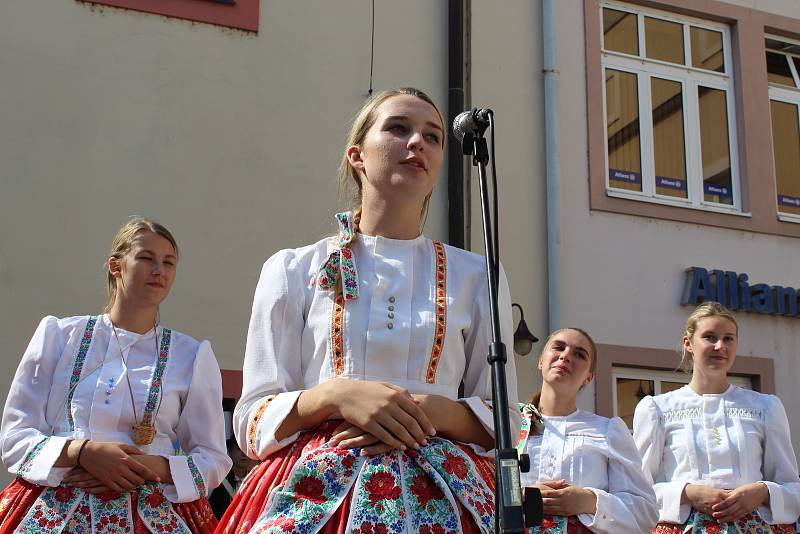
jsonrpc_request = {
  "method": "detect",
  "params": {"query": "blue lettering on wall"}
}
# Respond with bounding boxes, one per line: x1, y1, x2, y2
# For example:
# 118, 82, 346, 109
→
683, 267, 800, 318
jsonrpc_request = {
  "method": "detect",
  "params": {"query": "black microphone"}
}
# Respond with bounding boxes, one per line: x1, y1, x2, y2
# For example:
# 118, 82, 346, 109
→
452, 108, 492, 142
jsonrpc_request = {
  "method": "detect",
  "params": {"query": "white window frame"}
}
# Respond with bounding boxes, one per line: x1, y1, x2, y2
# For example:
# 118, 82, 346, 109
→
612, 366, 752, 426
766, 35, 800, 224
601, 2, 743, 215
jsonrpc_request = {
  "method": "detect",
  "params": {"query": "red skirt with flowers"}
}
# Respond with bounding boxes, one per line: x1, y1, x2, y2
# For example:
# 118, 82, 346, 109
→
527, 515, 593, 533
653, 509, 797, 534
216, 420, 496, 534
0, 477, 216, 533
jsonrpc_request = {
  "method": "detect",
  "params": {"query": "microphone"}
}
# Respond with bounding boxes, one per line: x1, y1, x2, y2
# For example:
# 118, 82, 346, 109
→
452, 108, 492, 142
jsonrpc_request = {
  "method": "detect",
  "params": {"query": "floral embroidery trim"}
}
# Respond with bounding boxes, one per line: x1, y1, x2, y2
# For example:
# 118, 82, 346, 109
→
331, 294, 345, 376
426, 241, 447, 384
141, 328, 171, 426
316, 211, 360, 301
250, 443, 365, 533
530, 515, 569, 533
653, 508, 797, 534
17, 486, 82, 532
138, 481, 192, 533
186, 455, 207, 497
247, 395, 276, 456
88, 490, 134, 533
16, 437, 49, 477
66, 315, 98, 431
349, 452, 408, 534
516, 403, 543, 455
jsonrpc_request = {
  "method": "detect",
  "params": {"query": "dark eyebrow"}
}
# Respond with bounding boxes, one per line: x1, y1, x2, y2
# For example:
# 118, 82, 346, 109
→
384, 115, 443, 132
138, 248, 177, 260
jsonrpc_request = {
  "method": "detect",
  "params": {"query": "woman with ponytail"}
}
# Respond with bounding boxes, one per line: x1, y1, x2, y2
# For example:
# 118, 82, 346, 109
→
517, 328, 657, 533
633, 302, 800, 533
218, 88, 520, 533
0, 217, 231, 533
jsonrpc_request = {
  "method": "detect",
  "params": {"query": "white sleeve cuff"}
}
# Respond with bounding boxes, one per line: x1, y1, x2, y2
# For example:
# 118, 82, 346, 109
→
760, 480, 785, 524
459, 396, 494, 435
251, 391, 303, 459
20, 435, 69, 487
656, 481, 691, 524
166, 456, 201, 503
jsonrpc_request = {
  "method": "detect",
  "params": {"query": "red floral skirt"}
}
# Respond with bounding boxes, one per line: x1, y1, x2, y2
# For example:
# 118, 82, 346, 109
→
529, 515, 593, 533
653, 509, 797, 533
0, 477, 217, 533
216, 420, 495, 533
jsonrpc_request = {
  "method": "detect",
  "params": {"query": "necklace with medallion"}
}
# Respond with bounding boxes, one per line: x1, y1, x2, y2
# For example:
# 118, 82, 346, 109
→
111, 321, 164, 446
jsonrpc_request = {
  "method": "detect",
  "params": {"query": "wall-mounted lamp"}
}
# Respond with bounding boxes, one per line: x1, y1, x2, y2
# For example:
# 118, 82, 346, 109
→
512, 303, 539, 356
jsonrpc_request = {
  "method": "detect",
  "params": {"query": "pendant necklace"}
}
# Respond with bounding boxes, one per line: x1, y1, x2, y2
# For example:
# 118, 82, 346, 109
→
111, 320, 163, 446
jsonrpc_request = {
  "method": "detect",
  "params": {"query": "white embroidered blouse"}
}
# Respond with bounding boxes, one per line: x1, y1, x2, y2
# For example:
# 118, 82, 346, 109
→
234, 233, 520, 459
633, 385, 800, 525
519, 409, 658, 534
0, 315, 232, 503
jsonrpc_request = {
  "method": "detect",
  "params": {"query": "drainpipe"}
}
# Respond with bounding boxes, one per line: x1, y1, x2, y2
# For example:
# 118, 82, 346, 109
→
447, 0, 466, 249
543, 0, 561, 330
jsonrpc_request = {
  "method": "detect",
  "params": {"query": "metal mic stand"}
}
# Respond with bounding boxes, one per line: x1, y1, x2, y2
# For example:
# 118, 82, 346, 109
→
461, 115, 542, 533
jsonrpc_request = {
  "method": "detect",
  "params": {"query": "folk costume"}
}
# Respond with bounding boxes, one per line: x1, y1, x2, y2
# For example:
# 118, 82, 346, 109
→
633, 385, 800, 533
516, 403, 658, 534
218, 212, 520, 534
0, 314, 232, 533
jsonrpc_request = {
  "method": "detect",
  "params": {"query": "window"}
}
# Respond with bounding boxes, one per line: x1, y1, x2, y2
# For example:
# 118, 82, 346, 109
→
613, 367, 752, 428
601, 3, 740, 212
79, 0, 259, 32
766, 37, 800, 222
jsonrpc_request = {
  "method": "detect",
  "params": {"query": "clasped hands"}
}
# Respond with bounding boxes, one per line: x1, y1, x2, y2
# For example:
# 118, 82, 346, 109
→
322, 379, 442, 456
683, 482, 770, 522
60, 440, 170, 494
527, 479, 598, 517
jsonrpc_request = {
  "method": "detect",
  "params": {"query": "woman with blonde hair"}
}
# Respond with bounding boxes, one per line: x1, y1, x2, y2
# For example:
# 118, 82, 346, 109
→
0, 217, 231, 533
633, 301, 800, 533
218, 87, 519, 533
517, 327, 658, 533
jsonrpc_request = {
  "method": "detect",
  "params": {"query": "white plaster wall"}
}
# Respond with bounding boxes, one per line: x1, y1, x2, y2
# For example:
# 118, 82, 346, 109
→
555, 0, 800, 444
470, 0, 548, 404
0, 0, 447, 486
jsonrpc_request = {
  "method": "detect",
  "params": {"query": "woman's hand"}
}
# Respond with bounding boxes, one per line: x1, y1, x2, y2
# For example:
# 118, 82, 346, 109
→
62, 467, 114, 494
711, 482, 769, 522
683, 483, 731, 516
317, 379, 435, 452
537, 482, 597, 516
329, 422, 395, 456
413, 394, 494, 449
76, 441, 161, 492
129, 455, 173, 484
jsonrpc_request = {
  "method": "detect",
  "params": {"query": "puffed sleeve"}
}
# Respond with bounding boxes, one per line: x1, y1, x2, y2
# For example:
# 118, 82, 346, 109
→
233, 249, 306, 460
577, 417, 658, 534
164, 341, 232, 503
633, 396, 690, 524
0, 316, 72, 486
757, 395, 800, 524
460, 264, 521, 452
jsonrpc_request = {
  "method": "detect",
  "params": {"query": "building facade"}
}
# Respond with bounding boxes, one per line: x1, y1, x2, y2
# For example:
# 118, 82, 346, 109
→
1, 0, 798, 488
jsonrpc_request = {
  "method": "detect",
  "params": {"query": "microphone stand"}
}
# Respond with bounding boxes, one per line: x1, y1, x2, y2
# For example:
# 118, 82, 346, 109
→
460, 112, 542, 533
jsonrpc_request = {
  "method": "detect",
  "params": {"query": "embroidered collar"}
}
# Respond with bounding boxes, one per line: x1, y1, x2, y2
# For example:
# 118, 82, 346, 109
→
516, 402, 545, 454
316, 211, 360, 300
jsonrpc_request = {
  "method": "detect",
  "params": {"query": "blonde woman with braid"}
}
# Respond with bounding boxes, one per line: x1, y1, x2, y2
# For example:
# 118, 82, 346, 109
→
0, 217, 231, 533
633, 302, 800, 533
517, 328, 657, 534
218, 88, 519, 534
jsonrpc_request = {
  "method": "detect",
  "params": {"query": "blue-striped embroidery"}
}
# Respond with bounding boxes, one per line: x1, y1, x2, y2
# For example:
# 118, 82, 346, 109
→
187, 455, 207, 497
66, 316, 98, 431
141, 328, 171, 426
